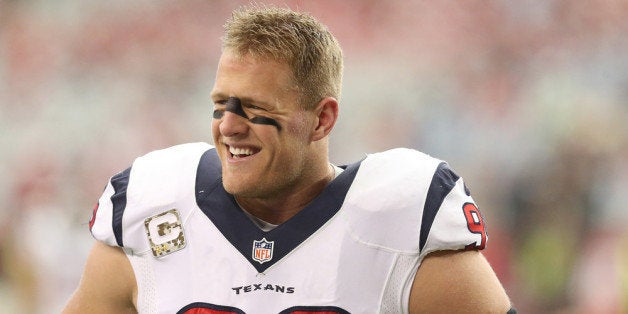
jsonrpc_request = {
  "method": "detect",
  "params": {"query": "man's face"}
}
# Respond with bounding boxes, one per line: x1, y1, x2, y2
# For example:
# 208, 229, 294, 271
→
210, 50, 317, 199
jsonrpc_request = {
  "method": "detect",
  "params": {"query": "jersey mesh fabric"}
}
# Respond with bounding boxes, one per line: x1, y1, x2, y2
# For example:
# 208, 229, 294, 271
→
380, 253, 419, 313
127, 252, 156, 313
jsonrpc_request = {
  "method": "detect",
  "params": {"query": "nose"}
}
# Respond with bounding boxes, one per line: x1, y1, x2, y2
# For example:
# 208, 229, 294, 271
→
218, 111, 249, 137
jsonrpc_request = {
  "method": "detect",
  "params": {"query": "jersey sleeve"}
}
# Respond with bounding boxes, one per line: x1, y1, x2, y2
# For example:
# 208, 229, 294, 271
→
341, 148, 489, 260
88, 142, 213, 253
417, 162, 488, 261
89, 167, 131, 247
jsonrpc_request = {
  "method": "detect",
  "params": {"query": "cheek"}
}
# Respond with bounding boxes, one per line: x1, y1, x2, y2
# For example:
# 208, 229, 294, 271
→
211, 120, 221, 136
285, 115, 313, 139
278, 121, 312, 162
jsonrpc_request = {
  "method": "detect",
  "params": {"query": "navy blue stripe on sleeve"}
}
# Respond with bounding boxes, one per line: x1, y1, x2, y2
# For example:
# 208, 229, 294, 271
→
110, 167, 131, 247
419, 162, 460, 253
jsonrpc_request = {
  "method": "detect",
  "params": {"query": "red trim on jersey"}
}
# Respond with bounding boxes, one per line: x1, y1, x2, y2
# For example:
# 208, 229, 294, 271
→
88, 202, 99, 230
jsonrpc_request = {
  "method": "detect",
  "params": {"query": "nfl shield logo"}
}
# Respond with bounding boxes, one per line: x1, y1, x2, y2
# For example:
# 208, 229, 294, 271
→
252, 238, 274, 264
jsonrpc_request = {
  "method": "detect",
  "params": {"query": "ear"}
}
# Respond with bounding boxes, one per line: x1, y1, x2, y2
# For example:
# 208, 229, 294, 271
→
311, 97, 339, 142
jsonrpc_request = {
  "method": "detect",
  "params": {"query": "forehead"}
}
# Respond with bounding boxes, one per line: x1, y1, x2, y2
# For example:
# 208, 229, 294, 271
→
212, 51, 296, 101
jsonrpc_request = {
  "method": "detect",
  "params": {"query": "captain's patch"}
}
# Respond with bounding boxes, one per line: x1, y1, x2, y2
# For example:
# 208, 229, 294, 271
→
144, 209, 186, 257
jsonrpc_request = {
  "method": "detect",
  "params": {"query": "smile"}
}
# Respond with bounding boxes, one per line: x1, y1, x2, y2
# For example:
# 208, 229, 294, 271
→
227, 145, 260, 159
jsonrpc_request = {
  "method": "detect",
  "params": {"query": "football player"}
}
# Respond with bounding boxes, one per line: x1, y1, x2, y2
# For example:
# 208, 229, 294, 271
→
64, 5, 514, 313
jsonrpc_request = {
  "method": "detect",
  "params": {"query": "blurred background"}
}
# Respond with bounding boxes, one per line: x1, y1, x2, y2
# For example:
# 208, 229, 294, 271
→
1, 0, 627, 313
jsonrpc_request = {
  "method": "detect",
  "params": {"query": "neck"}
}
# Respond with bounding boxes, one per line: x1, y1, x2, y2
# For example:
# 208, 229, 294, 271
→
235, 162, 334, 225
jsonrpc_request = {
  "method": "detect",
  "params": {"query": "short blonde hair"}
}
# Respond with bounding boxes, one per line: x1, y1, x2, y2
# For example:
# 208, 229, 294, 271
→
222, 5, 343, 108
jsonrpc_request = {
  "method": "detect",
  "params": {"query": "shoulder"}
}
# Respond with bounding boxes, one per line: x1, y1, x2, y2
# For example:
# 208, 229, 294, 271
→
364, 147, 439, 166
347, 148, 445, 198
134, 142, 214, 168
342, 148, 486, 257
89, 142, 215, 252
347, 147, 448, 203
129, 142, 214, 190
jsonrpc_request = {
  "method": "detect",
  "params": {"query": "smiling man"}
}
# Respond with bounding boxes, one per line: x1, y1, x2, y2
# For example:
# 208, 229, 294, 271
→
210, 49, 338, 225
64, 5, 514, 314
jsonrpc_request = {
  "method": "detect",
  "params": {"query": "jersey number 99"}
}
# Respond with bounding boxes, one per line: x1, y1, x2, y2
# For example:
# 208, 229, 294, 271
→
462, 202, 487, 250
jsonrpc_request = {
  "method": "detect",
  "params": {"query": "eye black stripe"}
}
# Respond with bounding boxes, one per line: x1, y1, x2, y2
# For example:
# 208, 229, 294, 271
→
226, 96, 248, 118
212, 110, 224, 119
215, 96, 282, 131
249, 116, 282, 131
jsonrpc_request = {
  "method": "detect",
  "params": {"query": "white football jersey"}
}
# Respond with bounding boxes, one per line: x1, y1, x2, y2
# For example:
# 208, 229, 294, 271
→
89, 143, 488, 314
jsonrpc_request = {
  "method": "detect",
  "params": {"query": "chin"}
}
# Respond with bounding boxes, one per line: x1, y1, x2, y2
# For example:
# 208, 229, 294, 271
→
222, 179, 254, 197
221, 179, 239, 194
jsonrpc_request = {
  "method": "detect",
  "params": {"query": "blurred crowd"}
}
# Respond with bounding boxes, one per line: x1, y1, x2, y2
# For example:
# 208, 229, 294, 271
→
1, 1, 627, 313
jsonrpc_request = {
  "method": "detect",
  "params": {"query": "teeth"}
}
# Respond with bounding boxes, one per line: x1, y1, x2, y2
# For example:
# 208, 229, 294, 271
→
229, 146, 253, 157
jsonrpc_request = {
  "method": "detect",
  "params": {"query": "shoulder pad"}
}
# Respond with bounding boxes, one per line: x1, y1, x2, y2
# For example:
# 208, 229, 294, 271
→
90, 142, 214, 254
341, 148, 486, 258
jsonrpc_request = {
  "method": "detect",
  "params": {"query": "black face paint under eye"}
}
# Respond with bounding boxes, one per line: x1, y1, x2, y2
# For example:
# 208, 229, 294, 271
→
214, 96, 282, 131
249, 116, 282, 130
213, 110, 224, 119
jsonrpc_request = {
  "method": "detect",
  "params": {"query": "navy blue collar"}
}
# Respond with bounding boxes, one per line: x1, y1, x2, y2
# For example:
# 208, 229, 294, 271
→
195, 148, 361, 273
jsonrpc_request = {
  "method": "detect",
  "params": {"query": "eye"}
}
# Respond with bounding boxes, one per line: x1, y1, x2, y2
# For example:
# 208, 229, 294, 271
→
213, 99, 227, 106
246, 103, 266, 111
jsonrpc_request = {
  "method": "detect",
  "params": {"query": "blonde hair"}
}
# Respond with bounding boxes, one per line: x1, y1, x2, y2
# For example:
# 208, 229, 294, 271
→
222, 5, 343, 108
